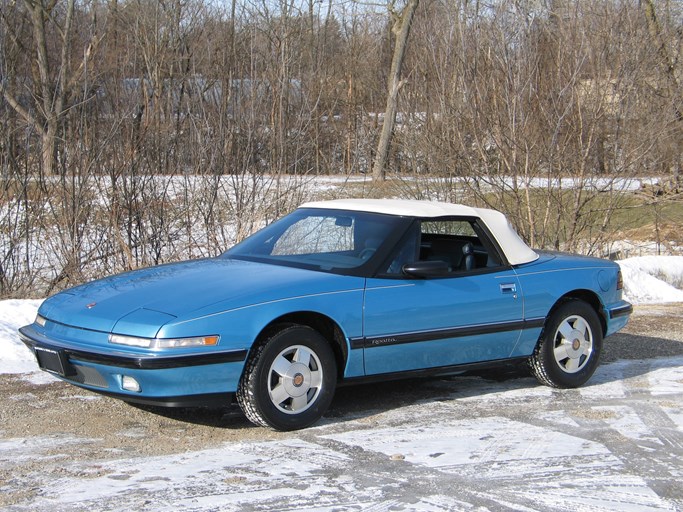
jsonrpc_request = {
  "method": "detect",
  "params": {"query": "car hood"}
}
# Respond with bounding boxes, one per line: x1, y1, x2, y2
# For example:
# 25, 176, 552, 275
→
39, 258, 364, 334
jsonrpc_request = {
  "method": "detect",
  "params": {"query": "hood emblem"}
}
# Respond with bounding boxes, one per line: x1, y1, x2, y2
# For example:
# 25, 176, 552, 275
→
86, 302, 97, 309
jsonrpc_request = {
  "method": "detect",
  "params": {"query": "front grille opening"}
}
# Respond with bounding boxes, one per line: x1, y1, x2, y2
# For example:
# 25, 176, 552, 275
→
67, 365, 109, 389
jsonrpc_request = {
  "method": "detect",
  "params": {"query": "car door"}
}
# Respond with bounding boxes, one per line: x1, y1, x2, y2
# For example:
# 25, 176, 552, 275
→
361, 218, 524, 375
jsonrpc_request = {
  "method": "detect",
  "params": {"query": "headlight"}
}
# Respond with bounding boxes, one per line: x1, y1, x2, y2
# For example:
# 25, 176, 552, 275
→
108, 334, 152, 347
109, 334, 219, 349
35, 315, 47, 327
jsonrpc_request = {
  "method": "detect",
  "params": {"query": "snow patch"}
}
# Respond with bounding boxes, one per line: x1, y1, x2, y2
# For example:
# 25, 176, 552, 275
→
618, 256, 683, 305
0, 299, 43, 375
324, 417, 611, 470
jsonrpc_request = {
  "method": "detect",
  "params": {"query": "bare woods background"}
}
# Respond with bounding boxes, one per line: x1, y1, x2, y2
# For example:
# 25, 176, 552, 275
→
1, 0, 682, 298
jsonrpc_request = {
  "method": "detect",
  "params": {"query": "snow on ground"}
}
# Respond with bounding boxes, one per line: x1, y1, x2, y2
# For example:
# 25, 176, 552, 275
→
4, 356, 683, 511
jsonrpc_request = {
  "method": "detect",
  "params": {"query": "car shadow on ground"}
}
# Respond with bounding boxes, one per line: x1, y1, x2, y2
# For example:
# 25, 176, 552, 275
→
132, 332, 683, 430
601, 332, 683, 362
130, 402, 254, 429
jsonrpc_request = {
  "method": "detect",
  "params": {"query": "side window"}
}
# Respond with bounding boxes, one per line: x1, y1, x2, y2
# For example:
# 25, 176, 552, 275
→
419, 220, 501, 272
380, 218, 503, 277
422, 220, 476, 237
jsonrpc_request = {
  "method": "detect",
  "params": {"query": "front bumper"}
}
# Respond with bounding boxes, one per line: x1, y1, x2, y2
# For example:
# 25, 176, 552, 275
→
19, 325, 248, 407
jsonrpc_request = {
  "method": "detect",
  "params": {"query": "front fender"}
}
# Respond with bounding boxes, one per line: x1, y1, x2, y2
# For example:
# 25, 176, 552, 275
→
155, 287, 365, 376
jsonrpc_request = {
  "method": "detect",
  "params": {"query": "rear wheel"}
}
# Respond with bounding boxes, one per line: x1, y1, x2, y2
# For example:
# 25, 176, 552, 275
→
529, 300, 603, 388
236, 324, 337, 431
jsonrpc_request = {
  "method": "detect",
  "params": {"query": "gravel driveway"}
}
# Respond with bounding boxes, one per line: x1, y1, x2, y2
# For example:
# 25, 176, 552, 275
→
1, 304, 682, 511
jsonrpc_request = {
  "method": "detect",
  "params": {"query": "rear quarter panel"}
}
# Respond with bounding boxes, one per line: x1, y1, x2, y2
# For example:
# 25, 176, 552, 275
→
511, 252, 624, 356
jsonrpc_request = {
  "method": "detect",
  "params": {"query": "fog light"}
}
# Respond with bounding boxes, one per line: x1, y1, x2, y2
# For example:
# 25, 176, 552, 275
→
121, 375, 141, 393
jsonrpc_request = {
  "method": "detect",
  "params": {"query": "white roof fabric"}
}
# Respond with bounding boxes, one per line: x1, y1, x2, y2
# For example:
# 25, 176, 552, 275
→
300, 199, 539, 266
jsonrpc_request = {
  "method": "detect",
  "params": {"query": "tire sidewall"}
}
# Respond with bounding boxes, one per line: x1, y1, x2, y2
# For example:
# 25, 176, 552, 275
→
539, 301, 603, 388
251, 326, 337, 431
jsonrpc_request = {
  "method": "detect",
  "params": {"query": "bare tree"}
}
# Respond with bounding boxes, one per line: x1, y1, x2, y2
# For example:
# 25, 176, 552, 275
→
372, 0, 419, 181
1, 0, 102, 176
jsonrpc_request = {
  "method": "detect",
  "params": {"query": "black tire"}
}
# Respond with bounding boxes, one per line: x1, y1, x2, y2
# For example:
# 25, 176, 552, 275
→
236, 324, 337, 431
529, 300, 603, 388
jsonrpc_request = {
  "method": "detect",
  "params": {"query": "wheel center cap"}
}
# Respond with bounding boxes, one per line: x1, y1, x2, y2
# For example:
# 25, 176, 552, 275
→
281, 362, 312, 398
572, 338, 581, 351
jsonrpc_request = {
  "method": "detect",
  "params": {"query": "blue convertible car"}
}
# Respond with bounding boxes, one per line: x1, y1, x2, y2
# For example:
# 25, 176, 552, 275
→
20, 199, 632, 430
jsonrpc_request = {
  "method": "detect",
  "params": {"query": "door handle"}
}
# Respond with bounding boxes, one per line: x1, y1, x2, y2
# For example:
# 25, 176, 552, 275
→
500, 283, 517, 294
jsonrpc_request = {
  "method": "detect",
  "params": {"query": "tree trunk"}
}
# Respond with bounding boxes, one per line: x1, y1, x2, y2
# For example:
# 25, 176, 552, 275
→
372, 0, 420, 182
642, 0, 681, 119
41, 121, 57, 177
642, 0, 682, 181
20, 0, 76, 175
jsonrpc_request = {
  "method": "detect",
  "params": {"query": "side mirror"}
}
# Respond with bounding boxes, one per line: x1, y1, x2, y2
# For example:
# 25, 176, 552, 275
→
402, 260, 450, 278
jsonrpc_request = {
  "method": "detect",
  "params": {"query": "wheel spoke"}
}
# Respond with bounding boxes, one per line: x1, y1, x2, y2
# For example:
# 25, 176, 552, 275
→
290, 395, 309, 412
269, 383, 290, 406
565, 357, 580, 372
573, 317, 589, 337
293, 347, 312, 367
557, 320, 574, 341
309, 369, 323, 389
554, 342, 570, 362
271, 355, 291, 377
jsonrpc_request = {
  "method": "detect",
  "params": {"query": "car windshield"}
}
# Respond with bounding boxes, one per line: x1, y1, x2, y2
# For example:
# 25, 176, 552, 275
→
223, 208, 408, 274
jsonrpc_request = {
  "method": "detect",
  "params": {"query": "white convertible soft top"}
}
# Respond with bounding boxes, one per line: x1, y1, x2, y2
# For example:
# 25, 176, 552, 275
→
300, 199, 539, 266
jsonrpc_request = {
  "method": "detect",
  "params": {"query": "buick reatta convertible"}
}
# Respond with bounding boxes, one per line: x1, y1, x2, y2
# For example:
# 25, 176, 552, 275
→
20, 199, 632, 430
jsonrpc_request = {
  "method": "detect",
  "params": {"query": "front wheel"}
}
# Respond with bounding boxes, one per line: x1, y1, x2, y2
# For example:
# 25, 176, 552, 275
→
529, 300, 603, 388
236, 324, 337, 431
